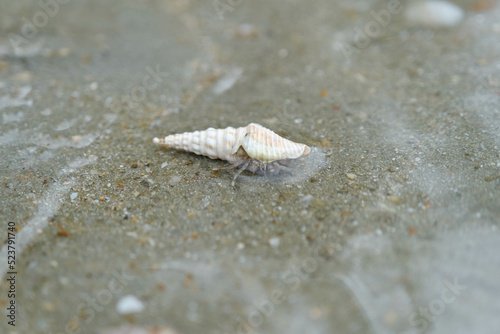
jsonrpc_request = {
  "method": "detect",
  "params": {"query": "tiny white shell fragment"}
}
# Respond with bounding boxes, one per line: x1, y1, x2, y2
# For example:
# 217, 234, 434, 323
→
98, 327, 179, 334
346, 173, 357, 180
269, 237, 280, 248
116, 295, 144, 314
405, 1, 465, 27
213, 68, 243, 95
299, 194, 313, 205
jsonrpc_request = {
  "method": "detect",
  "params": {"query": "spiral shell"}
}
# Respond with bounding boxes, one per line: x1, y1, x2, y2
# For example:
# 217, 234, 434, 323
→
153, 123, 311, 183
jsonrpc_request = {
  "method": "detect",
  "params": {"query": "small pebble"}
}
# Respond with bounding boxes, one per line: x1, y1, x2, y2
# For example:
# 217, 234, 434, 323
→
346, 173, 357, 180
57, 47, 71, 57
43, 302, 56, 312
235, 23, 258, 38
299, 194, 313, 205
387, 196, 403, 205
70, 193, 78, 200
405, 1, 465, 27
116, 295, 144, 314
97, 327, 179, 334
41, 108, 52, 116
169, 175, 182, 185
213, 68, 243, 95
269, 237, 280, 248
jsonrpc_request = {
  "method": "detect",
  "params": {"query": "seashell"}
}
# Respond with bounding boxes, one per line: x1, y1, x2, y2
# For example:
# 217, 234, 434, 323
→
153, 123, 311, 185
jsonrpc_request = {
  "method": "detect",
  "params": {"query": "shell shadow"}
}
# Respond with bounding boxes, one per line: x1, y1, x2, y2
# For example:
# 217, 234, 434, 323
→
237, 147, 327, 185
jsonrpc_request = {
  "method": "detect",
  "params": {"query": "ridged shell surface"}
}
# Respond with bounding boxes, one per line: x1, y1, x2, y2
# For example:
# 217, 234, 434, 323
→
153, 123, 310, 164
242, 123, 310, 162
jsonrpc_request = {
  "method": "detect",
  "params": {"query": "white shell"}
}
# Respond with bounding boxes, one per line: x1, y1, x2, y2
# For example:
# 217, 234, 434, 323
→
153, 123, 311, 179
405, 1, 464, 27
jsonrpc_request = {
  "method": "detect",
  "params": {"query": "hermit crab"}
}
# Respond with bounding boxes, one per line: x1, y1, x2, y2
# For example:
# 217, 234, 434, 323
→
153, 123, 311, 185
